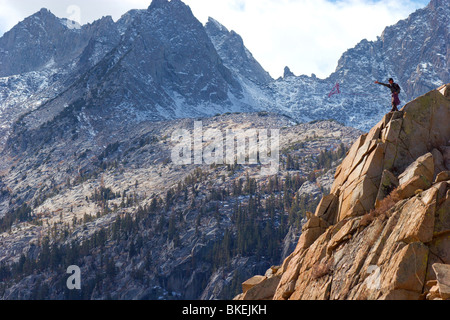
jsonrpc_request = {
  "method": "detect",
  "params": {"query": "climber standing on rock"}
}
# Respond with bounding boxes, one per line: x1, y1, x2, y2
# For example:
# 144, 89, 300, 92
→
375, 78, 401, 112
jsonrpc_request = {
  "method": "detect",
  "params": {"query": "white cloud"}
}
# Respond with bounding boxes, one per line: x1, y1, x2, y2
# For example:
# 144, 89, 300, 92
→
0, 0, 429, 78
0, 0, 22, 35
0, 0, 150, 27
183, 0, 429, 78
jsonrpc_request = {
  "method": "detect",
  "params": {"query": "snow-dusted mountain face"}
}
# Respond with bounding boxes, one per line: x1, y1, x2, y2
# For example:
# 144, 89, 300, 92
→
205, 17, 272, 86
0, 0, 448, 156
267, 0, 449, 131
0, 0, 265, 156
0, 8, 121, 149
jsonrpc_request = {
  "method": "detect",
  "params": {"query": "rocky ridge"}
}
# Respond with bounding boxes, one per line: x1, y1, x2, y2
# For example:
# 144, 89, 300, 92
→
236, 84, 450, 300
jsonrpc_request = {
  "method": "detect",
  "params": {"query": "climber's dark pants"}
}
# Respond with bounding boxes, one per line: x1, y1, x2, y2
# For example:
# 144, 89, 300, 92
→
391, 93, 401, 112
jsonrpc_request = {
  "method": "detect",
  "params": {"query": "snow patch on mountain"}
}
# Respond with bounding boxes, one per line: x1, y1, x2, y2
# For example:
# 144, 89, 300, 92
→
60, 18, 81, 30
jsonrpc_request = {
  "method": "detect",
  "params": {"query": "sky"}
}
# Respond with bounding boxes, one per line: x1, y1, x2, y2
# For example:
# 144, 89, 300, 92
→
0, 0, 430, 79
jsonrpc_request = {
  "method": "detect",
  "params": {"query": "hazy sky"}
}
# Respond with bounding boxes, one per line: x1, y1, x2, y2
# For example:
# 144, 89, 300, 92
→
0, 0, 430, 78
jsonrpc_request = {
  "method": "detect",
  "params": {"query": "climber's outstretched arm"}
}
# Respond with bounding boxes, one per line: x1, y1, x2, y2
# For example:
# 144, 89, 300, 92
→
375, 81, 390, 88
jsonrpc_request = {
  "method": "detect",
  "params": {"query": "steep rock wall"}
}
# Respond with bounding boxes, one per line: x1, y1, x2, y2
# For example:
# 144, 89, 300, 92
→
237, 84, 450, 300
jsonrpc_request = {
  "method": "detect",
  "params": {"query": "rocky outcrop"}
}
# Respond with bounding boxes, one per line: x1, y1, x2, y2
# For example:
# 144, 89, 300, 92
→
237, 84, 450, 300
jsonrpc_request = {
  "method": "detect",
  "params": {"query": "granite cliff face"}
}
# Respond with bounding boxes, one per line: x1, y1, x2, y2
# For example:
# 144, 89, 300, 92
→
237, 84, 450, 300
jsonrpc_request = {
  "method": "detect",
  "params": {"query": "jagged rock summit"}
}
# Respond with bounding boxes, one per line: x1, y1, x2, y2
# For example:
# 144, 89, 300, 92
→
236, 84, 450, 300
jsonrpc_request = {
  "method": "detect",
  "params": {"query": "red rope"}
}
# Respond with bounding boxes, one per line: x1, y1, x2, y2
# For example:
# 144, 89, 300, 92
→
328, 83, 381, 98
328, 83, 340, 98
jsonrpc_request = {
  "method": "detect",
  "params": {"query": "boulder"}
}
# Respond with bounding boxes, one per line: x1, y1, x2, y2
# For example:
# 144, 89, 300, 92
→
432, 148, 446, 177
432, 264, 450, 300
435, 171, 450, 184
338, 174, 380, 220
297, 215, 330, 249
326, 219, 358, 255
331, 133, 384, 222
426, 189, 450, 283
438, 83, 450, 97
397, 153, 434, 199
242, 276, 266, 294
426, 284, 441, 300
264, 266, 280, 278
392, 188, 436, 244
393, 89, 450, 170
380, 242, 429, 294
241, 275, 281, 300
441, 146, 450, 170
381, 118, 403, 144
399, 153, 434, 185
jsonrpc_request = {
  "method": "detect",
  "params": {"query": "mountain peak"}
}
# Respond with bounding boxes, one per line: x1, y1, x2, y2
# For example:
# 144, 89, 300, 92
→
284, 66, 295, 78
28, 7, 58, 22
15, 7, 70, 32
147, 0, 194, 19
428, 0, 449, 10
148, 0, 187, 11
206, 17, 229, 33
38, 8, 52, 15
85, 15, 115, 29
148, 0, 169, 10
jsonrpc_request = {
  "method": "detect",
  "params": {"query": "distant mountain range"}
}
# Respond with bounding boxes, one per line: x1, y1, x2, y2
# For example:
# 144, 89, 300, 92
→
0, 0, 447, 155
